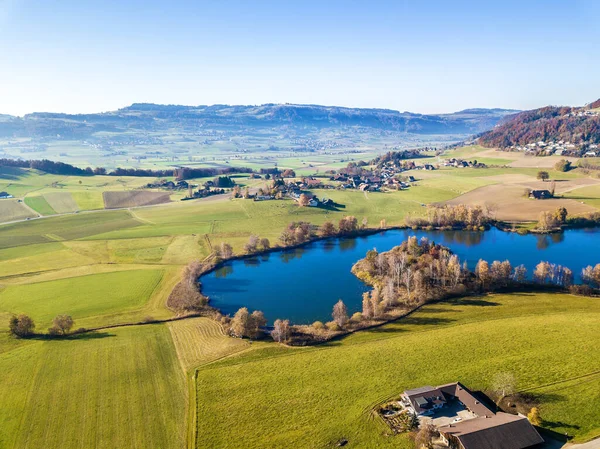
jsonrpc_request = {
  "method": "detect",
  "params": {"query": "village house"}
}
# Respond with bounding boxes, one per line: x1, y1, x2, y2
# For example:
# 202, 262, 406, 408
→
402, 383, 544, 449
529, 189, 553, 200
0, 191, 13, 199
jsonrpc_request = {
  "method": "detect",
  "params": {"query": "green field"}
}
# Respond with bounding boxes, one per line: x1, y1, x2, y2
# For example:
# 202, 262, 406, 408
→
0, 269, 164, 328
195, 293, 600, 448
0, 324, 186, 449
24, 195, 57, 215
0, 162, 600, 449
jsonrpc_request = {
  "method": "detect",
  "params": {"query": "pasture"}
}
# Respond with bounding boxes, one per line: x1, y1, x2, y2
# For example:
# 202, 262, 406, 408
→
103, 190, 172, 209
0, 324, 186, 449
0, 162, 600, 449
0, 269, 165, 328
195, 293, 600, 448
0, 200, 37, 222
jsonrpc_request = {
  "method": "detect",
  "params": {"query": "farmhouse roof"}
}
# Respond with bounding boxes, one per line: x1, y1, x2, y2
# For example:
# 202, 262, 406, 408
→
439, 412, 544, 449
0, 191, 10, 197
437, 382, 494, 417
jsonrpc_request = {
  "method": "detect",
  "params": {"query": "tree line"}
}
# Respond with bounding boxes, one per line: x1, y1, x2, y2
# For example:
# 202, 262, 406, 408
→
8, 314, 75, 338
0, 157, 253, 180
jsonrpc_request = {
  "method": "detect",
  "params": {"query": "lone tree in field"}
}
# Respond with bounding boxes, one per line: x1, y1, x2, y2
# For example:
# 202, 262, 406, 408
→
49, 315, 74, 335
8, 314, 35, 338
332, 299, 349, 328
537, 170, 549, 182
271, 319, 291, 343
414, 422, 437, 448
491, 372, 517, 404
527, 407, 542, 426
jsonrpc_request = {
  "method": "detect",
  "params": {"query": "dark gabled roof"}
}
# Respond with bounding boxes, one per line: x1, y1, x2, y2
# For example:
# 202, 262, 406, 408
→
437, 382, 494, 417
0, 191, 10, 197
439, 413, 544, 449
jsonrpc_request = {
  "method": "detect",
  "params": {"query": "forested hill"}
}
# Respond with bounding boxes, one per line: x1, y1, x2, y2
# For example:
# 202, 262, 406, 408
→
478, 99, 600, 148
0, 103, 517, 139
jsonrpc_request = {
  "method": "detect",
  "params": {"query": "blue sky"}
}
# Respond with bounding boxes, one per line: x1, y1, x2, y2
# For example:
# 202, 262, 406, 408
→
0, 0, 598, 116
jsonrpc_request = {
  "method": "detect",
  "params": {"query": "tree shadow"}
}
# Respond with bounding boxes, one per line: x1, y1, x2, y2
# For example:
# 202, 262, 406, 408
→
445, 297, 500, 307
27, 331, 115, 341
400, 316, 455, 326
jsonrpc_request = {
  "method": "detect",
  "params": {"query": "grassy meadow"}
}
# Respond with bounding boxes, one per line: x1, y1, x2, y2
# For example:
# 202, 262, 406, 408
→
0, 154, 600, 449
195, 293, 600, 448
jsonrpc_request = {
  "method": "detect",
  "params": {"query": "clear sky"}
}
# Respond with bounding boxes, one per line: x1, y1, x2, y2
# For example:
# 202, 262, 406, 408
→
0, 0, 598, 116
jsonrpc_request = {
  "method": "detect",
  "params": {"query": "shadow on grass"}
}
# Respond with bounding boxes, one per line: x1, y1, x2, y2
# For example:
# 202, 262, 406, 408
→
446, 297, 500, 307
27, 331, 116, 341
399, 316, 455, 326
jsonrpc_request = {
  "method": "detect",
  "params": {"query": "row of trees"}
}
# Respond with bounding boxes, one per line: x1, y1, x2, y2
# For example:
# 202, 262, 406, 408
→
406, 205, 491, 230
167, 260, 209, 313
9, 314, 74, 338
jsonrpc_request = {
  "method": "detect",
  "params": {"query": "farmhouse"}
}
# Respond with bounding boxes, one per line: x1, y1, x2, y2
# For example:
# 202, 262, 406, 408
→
439, 412, 545, 449
401, 383, 544, 449
529, 189, 553, 200
0, 191, 13, 199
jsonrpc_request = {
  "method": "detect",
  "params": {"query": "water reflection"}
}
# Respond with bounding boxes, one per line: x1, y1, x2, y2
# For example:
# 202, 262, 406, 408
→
279, 247, 305, 263
214, 264, 233, 278
439, 230, 484, 247
339, 238, 357, 251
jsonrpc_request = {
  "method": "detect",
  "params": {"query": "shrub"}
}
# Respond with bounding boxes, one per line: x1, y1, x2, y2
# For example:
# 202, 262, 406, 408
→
326, 321, 341, 331
350, 312, 363, 322
312, 321, 325, 330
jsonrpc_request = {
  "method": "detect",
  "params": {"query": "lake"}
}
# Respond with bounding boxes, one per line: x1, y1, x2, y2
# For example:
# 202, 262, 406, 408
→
200, 228, 600, 324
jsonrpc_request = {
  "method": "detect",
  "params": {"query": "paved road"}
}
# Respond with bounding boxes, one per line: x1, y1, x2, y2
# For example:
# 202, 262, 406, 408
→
565, 439, 600, 449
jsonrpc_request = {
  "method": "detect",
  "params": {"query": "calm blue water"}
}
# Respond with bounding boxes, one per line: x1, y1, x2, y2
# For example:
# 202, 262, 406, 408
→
201, 228, 600, 324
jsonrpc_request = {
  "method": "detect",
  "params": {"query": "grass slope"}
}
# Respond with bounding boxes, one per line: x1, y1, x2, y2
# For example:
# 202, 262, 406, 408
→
195, 293, 600, 448
23, 195, 56, 215
0, 269, 164, 328
0, 200, 36, 223
0, 324, 186, 449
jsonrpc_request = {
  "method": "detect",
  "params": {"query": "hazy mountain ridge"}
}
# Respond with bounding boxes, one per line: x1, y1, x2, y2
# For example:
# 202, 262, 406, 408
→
478, 99, 600, 148
0, 103, 518, 139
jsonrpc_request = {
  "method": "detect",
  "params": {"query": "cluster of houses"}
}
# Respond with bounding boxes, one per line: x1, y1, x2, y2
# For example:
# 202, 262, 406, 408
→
442, 158, 487, 168
401, 383, 544, 449
507, 140, 598, 157
329, 172, 417, 192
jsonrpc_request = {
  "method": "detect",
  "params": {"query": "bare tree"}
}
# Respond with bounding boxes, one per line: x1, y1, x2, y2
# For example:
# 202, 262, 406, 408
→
259, 238, 270, 250
218, 242, 234, 259
249, 310, 267, 338
332, 299, 349, 327
414, 422, 437, 448
271, 319, 290, 343
492, 372, 517, 404
8, 314, 35, 338
50, 315, 74, 335
230, 307, 250, 338
244, 235, 259, 253
320, 221, 337, 237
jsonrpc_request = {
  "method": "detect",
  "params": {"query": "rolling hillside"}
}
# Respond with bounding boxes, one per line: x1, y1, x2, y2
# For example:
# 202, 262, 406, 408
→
478, 98, 600, 149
